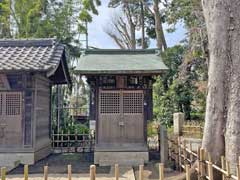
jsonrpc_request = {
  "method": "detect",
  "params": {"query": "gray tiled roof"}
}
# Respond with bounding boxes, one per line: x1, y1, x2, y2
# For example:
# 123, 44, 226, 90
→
0, 38, 65, 72
75, 49, 168, 75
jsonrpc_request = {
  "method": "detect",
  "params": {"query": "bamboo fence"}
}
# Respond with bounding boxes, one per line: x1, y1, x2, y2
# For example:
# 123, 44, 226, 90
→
51, 130, 95, 152
168, 136, 240, 180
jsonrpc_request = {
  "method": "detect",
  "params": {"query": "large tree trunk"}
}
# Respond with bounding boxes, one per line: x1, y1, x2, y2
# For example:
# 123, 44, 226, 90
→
153, 0, 167, 51
202, 0, 240, 173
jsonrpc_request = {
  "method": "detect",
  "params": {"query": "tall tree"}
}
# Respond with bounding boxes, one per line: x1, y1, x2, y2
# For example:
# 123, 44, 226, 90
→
202, 0, 240, 173
153, 0, 167, 50
104, 8, 137, 49
106, 1, 140, 49
0, 0, 11, 38
142, 0, 167, 50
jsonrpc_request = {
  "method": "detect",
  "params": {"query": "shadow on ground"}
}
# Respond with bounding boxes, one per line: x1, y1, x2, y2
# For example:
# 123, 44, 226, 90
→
9, 153, 111, 174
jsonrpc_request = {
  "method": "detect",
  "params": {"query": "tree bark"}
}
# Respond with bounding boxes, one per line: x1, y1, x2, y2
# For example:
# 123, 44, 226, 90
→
140, 1, 145, 49
153, 0, 167, 51
202, 0, 240, 173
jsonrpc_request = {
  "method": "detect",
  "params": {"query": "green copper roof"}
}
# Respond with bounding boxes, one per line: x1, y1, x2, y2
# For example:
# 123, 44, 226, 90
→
75, 49, 168, 75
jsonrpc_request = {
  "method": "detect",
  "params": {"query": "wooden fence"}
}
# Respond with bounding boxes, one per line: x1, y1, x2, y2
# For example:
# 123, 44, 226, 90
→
52, 130, 95, 153
168, 136, 240, 180
0, 164, 162, 180
182, 121, 203, 138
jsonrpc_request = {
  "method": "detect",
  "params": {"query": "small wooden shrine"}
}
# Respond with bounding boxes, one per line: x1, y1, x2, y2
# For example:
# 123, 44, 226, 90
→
75, 49, 168, 165
0, 39, 71, 168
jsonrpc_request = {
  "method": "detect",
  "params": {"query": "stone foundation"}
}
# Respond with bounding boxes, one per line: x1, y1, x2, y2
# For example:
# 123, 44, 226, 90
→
0, 144, 51, 171
94, 151, 149, 166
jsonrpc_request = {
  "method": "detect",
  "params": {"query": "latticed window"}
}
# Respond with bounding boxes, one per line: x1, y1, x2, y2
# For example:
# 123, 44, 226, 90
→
6, 93, 21, 115
123, 92, 143, 114
100, 91, 120, 114
99, 90, 144, 114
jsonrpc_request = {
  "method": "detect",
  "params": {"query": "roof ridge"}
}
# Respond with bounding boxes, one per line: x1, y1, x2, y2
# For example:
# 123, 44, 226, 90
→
0, 38, 57, 47
82, 48, 161, 55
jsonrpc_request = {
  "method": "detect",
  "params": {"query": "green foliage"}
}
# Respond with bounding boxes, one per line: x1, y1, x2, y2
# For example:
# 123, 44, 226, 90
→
153, 45, 194, 127
0, 0, 11, 38
151, 0, 208, 128
147, 121, 159, 137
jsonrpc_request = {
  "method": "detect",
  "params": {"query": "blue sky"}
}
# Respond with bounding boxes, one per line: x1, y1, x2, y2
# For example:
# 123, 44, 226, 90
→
86, 0, 186, 49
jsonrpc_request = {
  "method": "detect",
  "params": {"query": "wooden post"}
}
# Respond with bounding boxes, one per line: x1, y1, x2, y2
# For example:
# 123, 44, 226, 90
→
208, 162, 213, 180
221, 156, 225, 180
44, 166, 48, 180
226, 160, 230, 179
175, 150, 179, 170
237, 165, 240, 180
90, 165, 96, 180
67, 130, 70, 152
189, 142, 193, 164
75, 129, 78, 152
197, 147, 201, 180
61, 130, 64, 152
178, 136, 182, 171
186, 164, 190, 180
208, 152, 212, 163
183, 140, 187, 166
237, 156, 240, 180
115, 164, 119, 180
199, 148, 205, 177
52, 130, 55, 148
24, 164, 28, 180
1, 167, 6, 180
159, 163, 164, 180
139, 165, 144, 180
160, 126, 168, 164
68, 165, 72, 180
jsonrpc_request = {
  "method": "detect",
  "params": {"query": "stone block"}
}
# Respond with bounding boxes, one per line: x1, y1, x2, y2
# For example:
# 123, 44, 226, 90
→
94, 151, 149, 166
173, 112, 185, 135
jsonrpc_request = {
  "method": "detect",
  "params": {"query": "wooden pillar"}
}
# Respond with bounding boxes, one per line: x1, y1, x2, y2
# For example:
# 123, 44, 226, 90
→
115, 164, 119, 180
139, 165, 144, 180
221, 156, 226, 180
24, 164, 28, 180
90, 165, 96, 180
159, 163, 164, 180
68, 165, 72, 180
160, 126, 168, 164
1, 167, 6, 180
186, 164, 190, 180
44, 166, 48, 180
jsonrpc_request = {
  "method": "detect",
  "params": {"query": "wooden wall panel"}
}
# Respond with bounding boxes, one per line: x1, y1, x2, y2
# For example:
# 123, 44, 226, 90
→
34, 75, 51, 150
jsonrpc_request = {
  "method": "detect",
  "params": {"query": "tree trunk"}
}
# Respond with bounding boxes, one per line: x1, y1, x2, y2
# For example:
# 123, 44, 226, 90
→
153, 0, 167, 51
140, 1, 145, 49
202, 0, 240, 173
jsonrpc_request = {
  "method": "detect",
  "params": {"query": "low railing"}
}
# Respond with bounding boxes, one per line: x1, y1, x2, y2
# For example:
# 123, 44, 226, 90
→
147, 135, 160, 152
55, 107, 89, 117
168, 136, 240, 180
52, 131, 95, 153
182, 121, 203, 138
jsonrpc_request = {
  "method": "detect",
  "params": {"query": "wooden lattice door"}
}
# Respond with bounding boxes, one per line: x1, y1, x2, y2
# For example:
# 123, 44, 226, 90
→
98, 90, 144, 144
0, 92, 23, 147
123, 91, 144, 143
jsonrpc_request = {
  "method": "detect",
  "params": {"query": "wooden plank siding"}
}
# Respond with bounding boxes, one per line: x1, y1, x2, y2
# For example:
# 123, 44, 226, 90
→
34, 75, 51, 151
0, 73, 35, 151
